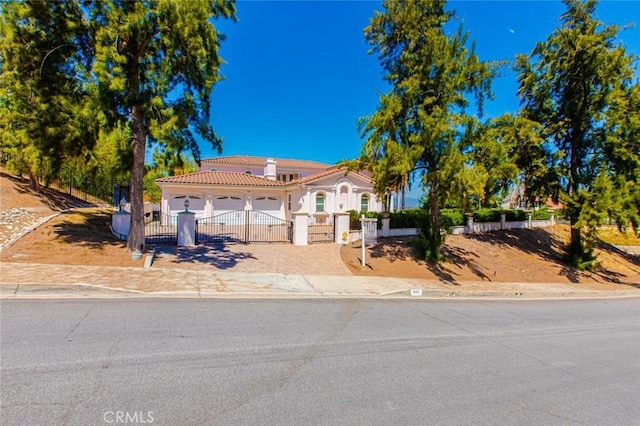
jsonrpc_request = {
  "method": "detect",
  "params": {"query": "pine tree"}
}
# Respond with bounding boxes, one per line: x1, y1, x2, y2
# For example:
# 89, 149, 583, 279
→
89, 0, 236, 252
0, 0, 94, 187
516, 0, 639, 267
359, 0, 497, 259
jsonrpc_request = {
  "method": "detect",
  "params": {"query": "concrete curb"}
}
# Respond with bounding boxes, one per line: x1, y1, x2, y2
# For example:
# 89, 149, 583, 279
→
1, 283, 638, 300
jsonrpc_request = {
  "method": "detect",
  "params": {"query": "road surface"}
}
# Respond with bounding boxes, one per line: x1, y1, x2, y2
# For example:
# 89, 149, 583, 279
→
1, 298, 639, 425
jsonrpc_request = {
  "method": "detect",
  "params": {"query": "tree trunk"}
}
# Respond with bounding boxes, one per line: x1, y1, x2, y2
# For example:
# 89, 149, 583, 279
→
127, 103, 146, 253
429, 182, 441, 256
568, 137, 583, 262
429, 186, 440, 234
28, 172, 40, 192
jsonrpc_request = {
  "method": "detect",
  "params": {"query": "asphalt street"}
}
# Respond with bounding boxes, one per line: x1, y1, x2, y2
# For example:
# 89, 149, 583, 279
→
1, 298, 639, 425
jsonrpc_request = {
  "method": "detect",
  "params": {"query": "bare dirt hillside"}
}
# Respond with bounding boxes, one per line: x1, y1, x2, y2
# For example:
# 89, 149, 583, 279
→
341, 228, 639, 287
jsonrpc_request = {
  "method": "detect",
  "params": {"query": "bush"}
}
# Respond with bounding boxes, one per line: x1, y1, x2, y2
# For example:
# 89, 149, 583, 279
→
473, 208, 502, 223
440, 209, 464, 229
389, 208, 425, 229
504, 209, 528, 221
532, 208, 552, 220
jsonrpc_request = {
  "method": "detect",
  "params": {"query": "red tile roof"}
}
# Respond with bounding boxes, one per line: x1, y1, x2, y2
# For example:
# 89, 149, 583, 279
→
291, 166, 372, 185
200, 155, 331, 170
157, 167, 373, 188
156, 171, 285, 187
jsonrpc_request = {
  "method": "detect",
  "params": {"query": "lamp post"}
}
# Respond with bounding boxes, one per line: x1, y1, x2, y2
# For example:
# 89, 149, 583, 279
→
184, 197, 190, 212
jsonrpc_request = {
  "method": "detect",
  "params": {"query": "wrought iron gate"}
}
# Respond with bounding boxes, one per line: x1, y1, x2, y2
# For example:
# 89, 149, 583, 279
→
196, 210, 292, 244
308, 213, 334, 243
144, 213, 178, 244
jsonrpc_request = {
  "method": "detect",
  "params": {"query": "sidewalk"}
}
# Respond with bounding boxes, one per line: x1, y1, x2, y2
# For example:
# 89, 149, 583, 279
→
1, 262, 638, 299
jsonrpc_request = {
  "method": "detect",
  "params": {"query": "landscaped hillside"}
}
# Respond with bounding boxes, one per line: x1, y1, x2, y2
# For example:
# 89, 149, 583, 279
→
2, 167, 638, 286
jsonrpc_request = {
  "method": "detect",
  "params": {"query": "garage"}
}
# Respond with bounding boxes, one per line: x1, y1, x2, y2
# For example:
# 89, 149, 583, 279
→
169, 195, 204, 217
253, 196, 282, 219
213, 195, 244, 215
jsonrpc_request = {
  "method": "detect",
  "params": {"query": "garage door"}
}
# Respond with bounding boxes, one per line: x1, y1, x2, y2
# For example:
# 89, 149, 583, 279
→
213, 196, 244, 215
253, 196, 282, 219
170, 195, 204, 216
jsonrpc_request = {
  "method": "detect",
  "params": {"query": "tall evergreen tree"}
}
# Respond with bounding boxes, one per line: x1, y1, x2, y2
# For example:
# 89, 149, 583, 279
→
516, 0, 639, 267
89, 0, 236, 252
0, 0, 94, 188
358, 0, 497, 259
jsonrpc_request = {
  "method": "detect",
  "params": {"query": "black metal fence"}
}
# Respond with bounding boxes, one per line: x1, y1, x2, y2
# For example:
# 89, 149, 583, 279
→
308, 213, 334, 243
196, 210, 292, 244
144, 213, 178, 245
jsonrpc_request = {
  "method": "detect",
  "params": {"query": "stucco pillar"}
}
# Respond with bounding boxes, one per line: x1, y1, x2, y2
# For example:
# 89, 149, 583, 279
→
500, 212, 506, 230
177, 211, 196, 246
204, 193, 213, 217
466, 214, 474, 234
381, 216, 390, 237
292, 212, 308, 246
334, 213, 350, 244
306, 187, 311, 213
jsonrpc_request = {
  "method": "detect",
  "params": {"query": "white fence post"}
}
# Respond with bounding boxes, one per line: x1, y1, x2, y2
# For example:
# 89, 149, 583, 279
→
177, 211, 195, 246
292, 212, 308, 246
381, 216, 390, 237
334, 213, 350, 244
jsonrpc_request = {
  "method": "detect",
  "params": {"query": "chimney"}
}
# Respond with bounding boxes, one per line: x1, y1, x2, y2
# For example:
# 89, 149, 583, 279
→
264, 158, 277, 180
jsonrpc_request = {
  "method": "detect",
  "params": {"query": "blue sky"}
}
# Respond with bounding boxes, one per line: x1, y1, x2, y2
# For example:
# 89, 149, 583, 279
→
204, 0, 639, 196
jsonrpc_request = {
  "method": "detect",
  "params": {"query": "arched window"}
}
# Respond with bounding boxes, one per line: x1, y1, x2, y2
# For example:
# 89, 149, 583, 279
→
361, 194, 370, 212
315, 192, 325, 213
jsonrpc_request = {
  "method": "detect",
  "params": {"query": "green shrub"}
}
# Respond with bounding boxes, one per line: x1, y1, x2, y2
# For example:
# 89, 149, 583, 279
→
472, 208, 502, 222
504, 209, 528, 221
532, 208, 552, 220
440, 209, 464, 229
389, 208, 425, 229
414, 212, 445, 261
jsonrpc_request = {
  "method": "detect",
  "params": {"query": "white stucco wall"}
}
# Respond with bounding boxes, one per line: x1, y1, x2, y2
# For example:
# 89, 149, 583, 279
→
158, 170, 382, 222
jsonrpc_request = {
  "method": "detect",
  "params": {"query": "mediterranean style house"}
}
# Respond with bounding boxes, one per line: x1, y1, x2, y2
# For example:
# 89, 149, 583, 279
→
155, 155, 383, 220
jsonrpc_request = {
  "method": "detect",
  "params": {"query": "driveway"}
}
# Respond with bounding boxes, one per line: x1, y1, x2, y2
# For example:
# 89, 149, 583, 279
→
151, 242, 352, 276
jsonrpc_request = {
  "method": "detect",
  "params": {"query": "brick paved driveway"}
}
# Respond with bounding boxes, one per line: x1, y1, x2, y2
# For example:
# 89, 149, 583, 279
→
151, 242, 352, 276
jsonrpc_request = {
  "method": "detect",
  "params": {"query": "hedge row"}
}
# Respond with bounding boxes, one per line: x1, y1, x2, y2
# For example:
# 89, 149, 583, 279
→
388, 208, 554, 229
344, 208, 553, 230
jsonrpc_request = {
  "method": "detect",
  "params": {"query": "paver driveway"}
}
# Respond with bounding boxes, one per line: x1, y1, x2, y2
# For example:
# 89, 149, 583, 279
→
151, 242, 352, 276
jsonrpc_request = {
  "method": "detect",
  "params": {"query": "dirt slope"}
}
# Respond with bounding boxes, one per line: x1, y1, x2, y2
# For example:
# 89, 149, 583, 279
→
341, 228, 639, 287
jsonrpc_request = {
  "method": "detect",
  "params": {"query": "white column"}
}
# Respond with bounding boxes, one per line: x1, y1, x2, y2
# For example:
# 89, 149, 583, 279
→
334, 213, 350, 244
177, 211, 196, 246
204, 193, 213, 217
466, 214, 474, 234
381, 217, 390, 237
292, 212, 308, 246
306, 187, 312, 213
